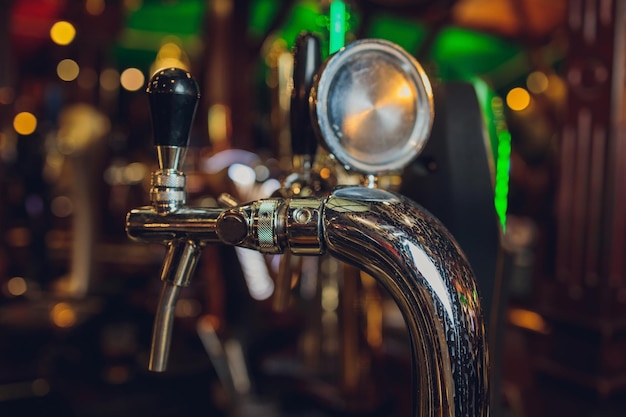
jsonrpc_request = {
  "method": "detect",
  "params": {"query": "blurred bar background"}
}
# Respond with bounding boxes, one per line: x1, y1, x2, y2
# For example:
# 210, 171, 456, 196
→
0, 1, 624, 416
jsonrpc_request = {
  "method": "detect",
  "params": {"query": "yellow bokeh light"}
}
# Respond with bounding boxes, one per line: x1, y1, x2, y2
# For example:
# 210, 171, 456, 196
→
151, 39, 190, 74
120, 68, 145, 91
208, 104, 229, 144
57, 59, 80, 81
508, 307, 550, 334
50, 302, 77, 328
13, 112, 37, 135
506, 87, 531, 112
100, 68, 120, 91
7, 277, 27, 296
527, 71, 549, 94
50, 21, 76, 46
85, 0, 105, 15
158, 42, 183, 60
546, 74, 567, 101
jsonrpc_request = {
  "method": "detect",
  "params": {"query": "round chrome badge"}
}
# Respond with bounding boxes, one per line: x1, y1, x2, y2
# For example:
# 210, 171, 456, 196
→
311, 39, 434, 174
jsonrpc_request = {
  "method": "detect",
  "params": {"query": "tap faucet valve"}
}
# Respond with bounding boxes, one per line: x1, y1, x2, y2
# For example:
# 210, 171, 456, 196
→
143, 67, 200, 371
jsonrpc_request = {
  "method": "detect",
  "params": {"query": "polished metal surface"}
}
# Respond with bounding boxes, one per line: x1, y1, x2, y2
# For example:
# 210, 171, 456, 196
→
273, 251, 295, 312
149, 281, 182, 372
149, 188, 186, 212
127, 199, 321, 255
285, 198, 323, 255
152, 170, 186, 188
149, 240, 202, 371
151, 147, 188, 214
128, 188, 490, 417
311, 39, 434, 174
162, 240, 202, 287
127, 206, 222, 243
156, 145, 187, 172
322, 186, 489, 417
128, 49, 488, 415
256, 200, 280, 250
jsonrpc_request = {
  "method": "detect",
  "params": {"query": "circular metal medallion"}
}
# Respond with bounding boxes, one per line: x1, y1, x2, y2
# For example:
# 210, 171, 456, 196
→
311, 39, 434, 174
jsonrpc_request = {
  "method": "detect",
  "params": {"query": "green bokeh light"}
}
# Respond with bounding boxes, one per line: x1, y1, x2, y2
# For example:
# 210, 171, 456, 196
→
115, 0, 205, 72
329, 1, 346, 54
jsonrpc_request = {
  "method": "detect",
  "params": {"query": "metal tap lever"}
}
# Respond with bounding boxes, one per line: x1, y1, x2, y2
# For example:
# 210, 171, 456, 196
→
145, 68, 201, 371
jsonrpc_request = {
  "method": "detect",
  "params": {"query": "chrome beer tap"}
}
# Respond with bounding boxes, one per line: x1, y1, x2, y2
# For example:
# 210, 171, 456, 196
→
127, 39, 490, 416
273, 32, 328, 313
143, 67, 201, 372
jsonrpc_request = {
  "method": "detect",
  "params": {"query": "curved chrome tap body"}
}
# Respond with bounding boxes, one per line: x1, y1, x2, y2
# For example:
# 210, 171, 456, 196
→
126, 185, 489, 417
323, 186, 489, 417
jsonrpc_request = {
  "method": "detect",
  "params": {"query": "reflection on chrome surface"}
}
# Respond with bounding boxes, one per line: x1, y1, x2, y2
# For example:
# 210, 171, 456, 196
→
323, 186, 488, 417
127, 185, 489, 417
127, 60, 488, 417
311, 39, 433, 174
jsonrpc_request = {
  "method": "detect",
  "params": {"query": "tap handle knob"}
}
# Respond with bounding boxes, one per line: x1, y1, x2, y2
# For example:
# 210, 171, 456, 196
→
290, 32, 321, 161
147, 68, 200, 150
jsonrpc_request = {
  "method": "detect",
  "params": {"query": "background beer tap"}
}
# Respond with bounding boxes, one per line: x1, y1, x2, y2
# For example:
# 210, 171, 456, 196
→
285, 32, 323, 193
273, 32, 325, 313
271, 32, 385, 413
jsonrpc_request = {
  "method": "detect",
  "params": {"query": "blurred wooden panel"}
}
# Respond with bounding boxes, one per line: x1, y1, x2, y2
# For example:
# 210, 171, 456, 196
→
453, 0, 567, 39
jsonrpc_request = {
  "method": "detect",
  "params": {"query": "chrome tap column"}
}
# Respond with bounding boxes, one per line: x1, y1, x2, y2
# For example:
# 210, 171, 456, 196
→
127, 51, 489, 416
322, 186, 489, 417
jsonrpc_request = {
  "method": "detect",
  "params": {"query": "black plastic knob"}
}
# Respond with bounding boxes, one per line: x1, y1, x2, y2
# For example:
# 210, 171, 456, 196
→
147, 68, 200, 148
216, 212, 248, 245
290, 33, 321, 158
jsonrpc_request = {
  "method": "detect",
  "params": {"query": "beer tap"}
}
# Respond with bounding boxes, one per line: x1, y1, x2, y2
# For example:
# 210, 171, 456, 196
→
145, 67, 201, 372
275, 33, 376, 408
286, 32, 322, 188
127, 39, 490, 416
273, 32, 326, 312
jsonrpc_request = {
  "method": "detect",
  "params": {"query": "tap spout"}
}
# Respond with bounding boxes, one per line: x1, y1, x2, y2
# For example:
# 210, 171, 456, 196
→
150, 239, 202, 372
321, 186, 489, 417
150, 280, 181, 372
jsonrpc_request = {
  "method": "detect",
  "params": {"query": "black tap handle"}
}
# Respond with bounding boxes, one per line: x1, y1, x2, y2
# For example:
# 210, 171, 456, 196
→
147, 68, 200, 148
290, 32, 322, 159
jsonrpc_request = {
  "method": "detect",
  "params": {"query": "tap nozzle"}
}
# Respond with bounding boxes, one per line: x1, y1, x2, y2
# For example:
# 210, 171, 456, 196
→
149, 240, 202, 372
